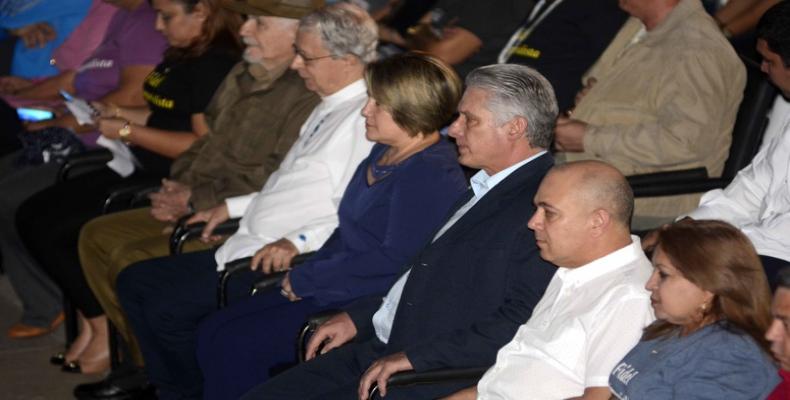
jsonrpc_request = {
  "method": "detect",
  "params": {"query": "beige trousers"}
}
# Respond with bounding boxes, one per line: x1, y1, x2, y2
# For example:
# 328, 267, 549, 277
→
79, 207, 213, 365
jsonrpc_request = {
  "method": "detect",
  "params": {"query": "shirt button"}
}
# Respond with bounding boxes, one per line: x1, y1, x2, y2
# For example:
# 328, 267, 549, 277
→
49, 58, 57, 66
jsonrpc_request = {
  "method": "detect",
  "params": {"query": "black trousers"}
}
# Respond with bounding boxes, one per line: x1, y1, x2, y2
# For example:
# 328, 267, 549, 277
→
15, 166, 164, 317
242, 339, 470, 400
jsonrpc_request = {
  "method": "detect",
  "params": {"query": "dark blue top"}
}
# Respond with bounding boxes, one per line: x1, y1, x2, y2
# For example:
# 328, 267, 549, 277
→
609, 321, 779, 400
289, 138, 467, 305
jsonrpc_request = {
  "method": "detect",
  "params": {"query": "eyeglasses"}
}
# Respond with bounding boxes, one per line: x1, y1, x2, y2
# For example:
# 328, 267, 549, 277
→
292, 44, 334, 64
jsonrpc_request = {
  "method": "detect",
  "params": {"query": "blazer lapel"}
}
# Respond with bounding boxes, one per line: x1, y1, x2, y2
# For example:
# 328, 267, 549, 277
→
431, 153, 554, 246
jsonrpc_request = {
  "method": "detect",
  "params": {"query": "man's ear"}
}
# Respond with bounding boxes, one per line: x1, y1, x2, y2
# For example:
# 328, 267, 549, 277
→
505, 116, 529, 141
589, 208, 611, 237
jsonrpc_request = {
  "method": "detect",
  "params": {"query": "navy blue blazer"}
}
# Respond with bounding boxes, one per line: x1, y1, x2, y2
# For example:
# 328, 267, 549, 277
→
347, 152, 557, 372
289, 139, 467, 306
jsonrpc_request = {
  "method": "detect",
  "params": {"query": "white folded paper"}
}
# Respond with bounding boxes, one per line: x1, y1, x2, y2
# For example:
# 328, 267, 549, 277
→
96, 135, 138, 177
63, 97, 97, 126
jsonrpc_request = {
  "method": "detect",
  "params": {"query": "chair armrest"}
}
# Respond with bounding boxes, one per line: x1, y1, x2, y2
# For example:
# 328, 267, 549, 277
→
57, 149, 112, 182
216, 251, 317, 308
102, 182, 160, 214
368, 367, 488, 398
216, 256, 255, 308
298, 309, 342, 362
626, 167, 707, 187
169, 216, 241, 255
630, 178, 729, 197
250, 271, 287, 295
625, 167, 731, 198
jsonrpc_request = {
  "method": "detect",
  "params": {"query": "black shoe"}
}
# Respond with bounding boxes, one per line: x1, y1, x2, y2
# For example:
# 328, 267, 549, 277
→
74, 368, 152, 400
74, 381, 154, 400
62, 360, 82, 373
50, 352, 66, 365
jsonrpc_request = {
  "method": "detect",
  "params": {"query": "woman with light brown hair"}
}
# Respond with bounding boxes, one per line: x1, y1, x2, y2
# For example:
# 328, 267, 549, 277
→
609, 219, 779, 399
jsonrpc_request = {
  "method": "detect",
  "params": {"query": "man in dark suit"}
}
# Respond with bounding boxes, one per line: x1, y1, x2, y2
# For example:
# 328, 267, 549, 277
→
242, 63, 559, 400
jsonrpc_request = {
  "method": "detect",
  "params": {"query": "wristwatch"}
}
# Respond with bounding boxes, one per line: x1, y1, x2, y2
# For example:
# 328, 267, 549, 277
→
118, 121, 132, 141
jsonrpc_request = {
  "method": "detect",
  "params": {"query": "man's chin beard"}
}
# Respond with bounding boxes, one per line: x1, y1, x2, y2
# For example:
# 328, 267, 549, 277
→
243, 51, 262, 64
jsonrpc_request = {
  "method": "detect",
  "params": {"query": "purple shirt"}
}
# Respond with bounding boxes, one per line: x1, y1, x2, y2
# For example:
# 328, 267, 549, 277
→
73, 1, 166, 101
52, 0, 117, 71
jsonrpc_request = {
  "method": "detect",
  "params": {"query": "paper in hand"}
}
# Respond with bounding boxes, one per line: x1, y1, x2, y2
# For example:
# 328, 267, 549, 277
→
59, 90, 97, 125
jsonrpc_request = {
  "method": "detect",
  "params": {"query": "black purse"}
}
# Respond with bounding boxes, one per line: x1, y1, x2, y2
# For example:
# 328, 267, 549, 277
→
15, 126, 86, 166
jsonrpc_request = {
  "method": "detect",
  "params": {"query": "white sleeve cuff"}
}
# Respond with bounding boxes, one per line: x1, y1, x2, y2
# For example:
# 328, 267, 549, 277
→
283, 232, 309, 253
225, 193, 257, 218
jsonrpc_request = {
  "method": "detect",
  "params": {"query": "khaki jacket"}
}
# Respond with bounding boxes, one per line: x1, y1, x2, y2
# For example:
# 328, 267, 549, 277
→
559, 0, 745, 220
170, 63, 320, 210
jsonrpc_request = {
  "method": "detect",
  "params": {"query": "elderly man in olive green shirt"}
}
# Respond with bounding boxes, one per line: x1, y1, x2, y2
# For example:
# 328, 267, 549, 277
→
76, 0, 321, 367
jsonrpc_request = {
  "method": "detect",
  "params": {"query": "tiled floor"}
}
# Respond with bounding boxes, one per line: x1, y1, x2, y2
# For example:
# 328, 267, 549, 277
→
0, 275, 99, 399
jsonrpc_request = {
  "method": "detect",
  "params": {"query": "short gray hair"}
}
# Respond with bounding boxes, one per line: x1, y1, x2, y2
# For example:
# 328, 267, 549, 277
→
465, 64, 558, 149
299, 2, 378, 63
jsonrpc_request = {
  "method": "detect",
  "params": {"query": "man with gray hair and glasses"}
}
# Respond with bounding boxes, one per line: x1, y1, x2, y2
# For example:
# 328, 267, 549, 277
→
114, 3, 378, 399
244, 63, 558, 399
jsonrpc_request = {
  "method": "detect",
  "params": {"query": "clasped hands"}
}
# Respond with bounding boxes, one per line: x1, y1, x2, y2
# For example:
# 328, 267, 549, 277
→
305, 312, 415, 399
149, 179, 192, 222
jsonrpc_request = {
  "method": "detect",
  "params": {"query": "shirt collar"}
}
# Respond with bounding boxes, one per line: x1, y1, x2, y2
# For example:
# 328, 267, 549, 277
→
640, 0, 701, 45
469, 150, 547, 199
555, 235, 645, 286
320, 79, 366, 108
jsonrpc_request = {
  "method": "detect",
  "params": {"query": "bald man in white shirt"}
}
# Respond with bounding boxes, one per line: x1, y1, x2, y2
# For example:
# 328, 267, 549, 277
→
446, 161, 655, 400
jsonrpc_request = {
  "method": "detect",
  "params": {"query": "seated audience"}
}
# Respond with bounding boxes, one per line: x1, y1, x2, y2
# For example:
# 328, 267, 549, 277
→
14, 0, 242, 374
767, 268, 790, 399
241, 63, 558, 399
1, 0, 166, 146
1, 0, 166, 343
115, 4, 378, 398
554, 0, 745, 229
498, 0, 627, 111
447, 161, 654, 400
610, 219, 778, 399
196, 52, 467, 400
377, 0, 533, 77
672, 1, 790, 290
75, 1, 321, 393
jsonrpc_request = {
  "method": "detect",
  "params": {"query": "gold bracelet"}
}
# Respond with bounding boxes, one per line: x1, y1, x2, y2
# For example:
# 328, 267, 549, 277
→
118, 121, 132, 142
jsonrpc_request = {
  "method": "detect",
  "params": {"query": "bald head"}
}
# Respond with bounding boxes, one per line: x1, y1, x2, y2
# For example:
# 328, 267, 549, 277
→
528, 161, 633, 267
549, 161, 634, 228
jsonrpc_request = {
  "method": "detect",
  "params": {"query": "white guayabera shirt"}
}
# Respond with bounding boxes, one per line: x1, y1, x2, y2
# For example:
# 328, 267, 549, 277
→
477, 237, 655, 400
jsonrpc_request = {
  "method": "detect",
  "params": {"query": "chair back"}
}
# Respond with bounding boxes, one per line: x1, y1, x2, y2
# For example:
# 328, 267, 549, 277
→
721, 56, 778, 180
